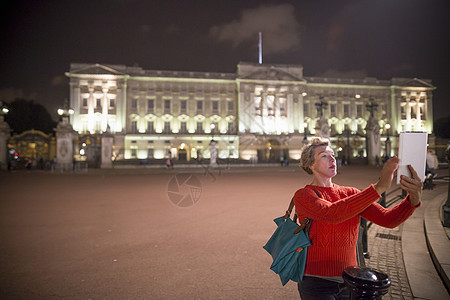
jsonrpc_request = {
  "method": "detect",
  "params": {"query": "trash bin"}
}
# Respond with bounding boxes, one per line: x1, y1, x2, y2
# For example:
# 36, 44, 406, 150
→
342, 266, 391, 299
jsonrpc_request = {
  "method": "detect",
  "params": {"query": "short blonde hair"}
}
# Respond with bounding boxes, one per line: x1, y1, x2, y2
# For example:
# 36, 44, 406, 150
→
300, 137, 331, 174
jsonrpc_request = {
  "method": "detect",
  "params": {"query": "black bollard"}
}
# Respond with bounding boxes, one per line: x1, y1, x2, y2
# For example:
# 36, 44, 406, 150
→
342, 266, 391, 299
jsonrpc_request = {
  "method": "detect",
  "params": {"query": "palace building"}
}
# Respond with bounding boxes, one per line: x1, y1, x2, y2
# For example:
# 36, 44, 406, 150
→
65, 62, 435, 164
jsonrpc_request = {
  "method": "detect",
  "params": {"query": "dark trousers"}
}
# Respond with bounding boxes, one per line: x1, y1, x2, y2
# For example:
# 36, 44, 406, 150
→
298, 276, 349, 299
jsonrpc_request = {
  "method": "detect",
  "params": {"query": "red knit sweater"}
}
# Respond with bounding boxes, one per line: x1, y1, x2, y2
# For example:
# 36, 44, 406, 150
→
293, 184, 418, 277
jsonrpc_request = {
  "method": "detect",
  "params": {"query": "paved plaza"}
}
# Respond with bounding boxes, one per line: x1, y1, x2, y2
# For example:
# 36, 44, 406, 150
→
0, 165, 448, 299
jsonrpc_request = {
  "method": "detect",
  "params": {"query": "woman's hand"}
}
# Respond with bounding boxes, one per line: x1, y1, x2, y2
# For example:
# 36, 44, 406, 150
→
400, 165, 423, 207
374, 156, 399, 195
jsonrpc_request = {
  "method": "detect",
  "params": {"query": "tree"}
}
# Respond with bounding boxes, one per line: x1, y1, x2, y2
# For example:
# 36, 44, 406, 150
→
434, 117, 450, 139
4, 99, 57, 134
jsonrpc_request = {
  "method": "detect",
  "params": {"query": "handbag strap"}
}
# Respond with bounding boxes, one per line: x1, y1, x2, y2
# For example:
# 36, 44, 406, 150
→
285, 189, 321, 234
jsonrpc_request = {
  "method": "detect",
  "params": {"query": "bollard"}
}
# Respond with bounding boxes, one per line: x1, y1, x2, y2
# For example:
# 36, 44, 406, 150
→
342, 266, 391, 299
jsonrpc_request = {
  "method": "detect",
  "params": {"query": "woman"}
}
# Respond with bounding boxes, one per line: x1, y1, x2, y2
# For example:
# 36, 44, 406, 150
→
295, 137, 422, 299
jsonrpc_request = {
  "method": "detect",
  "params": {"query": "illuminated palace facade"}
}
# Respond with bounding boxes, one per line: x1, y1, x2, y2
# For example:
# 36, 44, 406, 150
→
66, 62, 435, 163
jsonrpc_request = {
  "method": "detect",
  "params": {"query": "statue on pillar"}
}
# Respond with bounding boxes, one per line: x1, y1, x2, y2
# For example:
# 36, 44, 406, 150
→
365, 98, 381, 166
55, 100, 76, 172
209, 140, 218, 167
101, 124, 113, 168
315, 96, 330, 140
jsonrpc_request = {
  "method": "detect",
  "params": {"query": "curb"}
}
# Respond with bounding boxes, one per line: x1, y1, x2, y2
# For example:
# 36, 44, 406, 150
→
424, 192, 450, 294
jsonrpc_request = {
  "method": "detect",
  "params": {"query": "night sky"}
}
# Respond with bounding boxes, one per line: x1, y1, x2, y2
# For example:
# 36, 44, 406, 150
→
1, 0, 449, 121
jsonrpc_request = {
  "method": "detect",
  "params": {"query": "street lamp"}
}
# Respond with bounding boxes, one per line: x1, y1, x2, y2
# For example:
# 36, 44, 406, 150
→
385, 123, 391, 158
0, 101, 8, 118
57, 99, 74, 124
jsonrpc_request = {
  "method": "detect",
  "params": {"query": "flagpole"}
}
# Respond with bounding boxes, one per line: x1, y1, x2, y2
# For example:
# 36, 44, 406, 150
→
258, 32, 263, 64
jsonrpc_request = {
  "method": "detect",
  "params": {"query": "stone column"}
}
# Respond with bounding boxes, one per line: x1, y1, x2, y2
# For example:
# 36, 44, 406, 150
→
209, 140, 218, 167
101, 125, 113, 168
0, 115, 11, 170
55, 117, 76, 172
102, 87, 109, 132
315, 117, 330, 140
366, 117, 381, 166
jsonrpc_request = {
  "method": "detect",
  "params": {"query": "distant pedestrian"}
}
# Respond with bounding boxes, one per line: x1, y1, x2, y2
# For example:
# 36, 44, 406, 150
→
425, 150, 438, 178
294, 137, 422, 299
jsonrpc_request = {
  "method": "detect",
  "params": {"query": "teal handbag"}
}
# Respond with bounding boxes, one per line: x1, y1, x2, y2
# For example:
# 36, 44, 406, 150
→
263, 192, 317, 286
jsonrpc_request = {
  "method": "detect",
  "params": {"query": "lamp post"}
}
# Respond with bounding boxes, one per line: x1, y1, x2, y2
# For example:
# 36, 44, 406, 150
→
210, 123, 215, 141
0, 101, 11, 170
385, 123, 391, 158
342, 125, 351, 165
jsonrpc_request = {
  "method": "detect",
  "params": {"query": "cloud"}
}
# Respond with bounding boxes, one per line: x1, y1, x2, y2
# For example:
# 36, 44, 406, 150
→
327, 20, 345, 52
209, 4, 301, 55
325, 3, 358, 52
51, 75, 67, 86
389, 63, 414, 74
0, 87, 26, 103
316, 69, 368, 79
165, 24, 179, 34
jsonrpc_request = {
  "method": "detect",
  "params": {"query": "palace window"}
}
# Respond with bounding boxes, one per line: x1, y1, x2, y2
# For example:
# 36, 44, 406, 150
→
303, 103, 309, 117
131, 121, 137, 133
164, 121, 171, 133
343, 104, 350, 118
228, 122, 234, 133
228, 101, 234, 112
148, 99, 154, 113
131, 98, 137, 109
400, 103, 406, 119
164, 100, 171, 113
109, 99, 115, 109
147, 148, 154, 159
180, 100, 187, 113
82, 98, 88, 108
279, 98, 287, 117
330, 104, 336, 117
356, 104, 362, 118
197, 100, 203, 113
255, 97, 262, 116
267, 95, 275, 116
212, 101, 219, 114
96, 98, 101, 108
196, 122, 203, 133
147, 121, 154, 133
180, 122, 187, 133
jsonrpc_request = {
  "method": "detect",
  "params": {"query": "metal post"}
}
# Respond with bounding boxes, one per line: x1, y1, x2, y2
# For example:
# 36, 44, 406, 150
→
443, 143, 450, 227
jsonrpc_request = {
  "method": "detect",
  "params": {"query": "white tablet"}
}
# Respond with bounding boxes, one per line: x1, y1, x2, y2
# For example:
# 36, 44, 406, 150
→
397, 131, 428, 184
